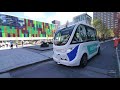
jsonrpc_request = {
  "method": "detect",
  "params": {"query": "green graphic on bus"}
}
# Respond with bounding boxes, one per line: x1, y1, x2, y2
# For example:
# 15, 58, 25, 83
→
87, 43, 98, 55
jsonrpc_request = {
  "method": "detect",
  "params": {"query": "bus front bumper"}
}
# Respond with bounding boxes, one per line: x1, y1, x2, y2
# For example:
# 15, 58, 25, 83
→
53, 55, 79, 66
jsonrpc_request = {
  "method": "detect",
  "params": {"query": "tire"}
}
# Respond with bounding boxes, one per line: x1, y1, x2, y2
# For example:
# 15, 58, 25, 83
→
97, 47, 100, 55
80, 54, 88, 68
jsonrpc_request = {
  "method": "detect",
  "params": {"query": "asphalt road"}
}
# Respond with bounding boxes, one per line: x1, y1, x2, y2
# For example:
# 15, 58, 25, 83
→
1, 40, 119, 78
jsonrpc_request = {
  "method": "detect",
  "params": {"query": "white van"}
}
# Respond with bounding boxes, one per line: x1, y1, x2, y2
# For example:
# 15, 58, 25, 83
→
53, 22, 100, 67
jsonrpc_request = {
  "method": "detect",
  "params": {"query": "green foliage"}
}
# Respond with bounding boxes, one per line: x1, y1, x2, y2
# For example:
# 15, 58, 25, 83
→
93, 19, 103, 38
93, 19, 102, 31
93, 19, 114, 39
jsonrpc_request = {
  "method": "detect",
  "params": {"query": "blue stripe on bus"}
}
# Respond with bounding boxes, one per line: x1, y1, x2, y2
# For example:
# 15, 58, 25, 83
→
67, 45, 79, 61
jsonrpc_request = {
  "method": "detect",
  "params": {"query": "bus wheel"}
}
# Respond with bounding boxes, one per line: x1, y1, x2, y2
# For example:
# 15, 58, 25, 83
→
80, 54, 88, 68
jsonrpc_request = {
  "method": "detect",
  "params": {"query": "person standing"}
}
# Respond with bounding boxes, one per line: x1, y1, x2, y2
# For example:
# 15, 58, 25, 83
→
16, 41, 18, 48
10, 40, 13, 49
22, 40, 24, 47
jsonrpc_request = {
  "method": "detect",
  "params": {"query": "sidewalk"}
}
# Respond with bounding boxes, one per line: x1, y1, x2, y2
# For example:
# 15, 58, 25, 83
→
0, 47, 53, 73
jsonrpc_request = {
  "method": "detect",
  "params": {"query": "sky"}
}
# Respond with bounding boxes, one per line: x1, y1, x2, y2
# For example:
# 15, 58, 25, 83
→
0, 12, 93, 25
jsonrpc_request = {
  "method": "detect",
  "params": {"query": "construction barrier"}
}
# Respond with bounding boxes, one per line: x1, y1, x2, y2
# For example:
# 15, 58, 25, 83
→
114, 38, 120, 48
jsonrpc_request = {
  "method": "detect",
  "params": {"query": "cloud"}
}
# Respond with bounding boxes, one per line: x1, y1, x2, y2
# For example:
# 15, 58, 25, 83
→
23, 12, 45, 21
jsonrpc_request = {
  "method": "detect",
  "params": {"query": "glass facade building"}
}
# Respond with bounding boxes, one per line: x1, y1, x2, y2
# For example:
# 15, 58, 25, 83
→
0, 14, 57, 38
73, 13, 92, 25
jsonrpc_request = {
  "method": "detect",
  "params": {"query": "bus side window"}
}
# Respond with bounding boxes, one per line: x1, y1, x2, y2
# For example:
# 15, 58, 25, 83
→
87, 27, 96, 41
79, 25, 87, 41
71, 25, 87, 44
72, 29, 81, 43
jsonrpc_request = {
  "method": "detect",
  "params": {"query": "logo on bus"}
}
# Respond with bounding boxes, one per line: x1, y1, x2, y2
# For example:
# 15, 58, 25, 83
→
87, 43, 98, 55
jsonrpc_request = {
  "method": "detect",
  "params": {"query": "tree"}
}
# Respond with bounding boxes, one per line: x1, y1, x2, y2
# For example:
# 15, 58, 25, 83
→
102, 25, 108, 39
93, 19, 103, 38
106, 29, 114, 38
93, 19, 114, 40
113, 27, 119, 38
93, 19, 102, 31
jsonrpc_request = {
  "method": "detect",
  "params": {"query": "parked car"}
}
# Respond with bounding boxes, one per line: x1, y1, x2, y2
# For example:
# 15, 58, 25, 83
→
24, 41, 29, 45
40, 41, 49, 47
5, 42, 9, 47
48, 41, 53, 44
1, 42, 5, 47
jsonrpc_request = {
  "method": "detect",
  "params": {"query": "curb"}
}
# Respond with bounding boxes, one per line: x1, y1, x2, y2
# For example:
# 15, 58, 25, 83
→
100, 39, 113, 44
0, 58, 53, 74
24, 47, 53, 51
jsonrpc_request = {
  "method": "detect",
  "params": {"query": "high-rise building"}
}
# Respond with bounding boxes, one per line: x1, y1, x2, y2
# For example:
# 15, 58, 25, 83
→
116, 12, 120, 37
73, 13, 92, 25
58, 13, 92, 30
93, 12, 119, 30
0, 14, 56, 40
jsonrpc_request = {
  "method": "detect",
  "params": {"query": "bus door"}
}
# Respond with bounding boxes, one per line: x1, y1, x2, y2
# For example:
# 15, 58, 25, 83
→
85, 26, 98, 58
70, 24, 88, 58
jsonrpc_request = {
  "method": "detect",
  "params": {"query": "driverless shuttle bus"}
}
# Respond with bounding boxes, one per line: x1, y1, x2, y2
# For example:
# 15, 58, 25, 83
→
53, 22, 100, 67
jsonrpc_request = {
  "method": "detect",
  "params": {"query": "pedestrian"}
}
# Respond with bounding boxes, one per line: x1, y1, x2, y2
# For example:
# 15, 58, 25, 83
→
6, 41, 9, 47
16, 42, 18, 48
22, 40, 24, 47
10, 40, 13, 49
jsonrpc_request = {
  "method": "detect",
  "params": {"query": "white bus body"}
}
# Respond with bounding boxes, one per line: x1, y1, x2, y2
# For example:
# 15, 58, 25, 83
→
53, 22, 100, 67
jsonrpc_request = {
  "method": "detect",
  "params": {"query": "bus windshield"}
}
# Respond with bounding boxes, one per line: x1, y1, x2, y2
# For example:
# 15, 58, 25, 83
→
54, 25, 75, 46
